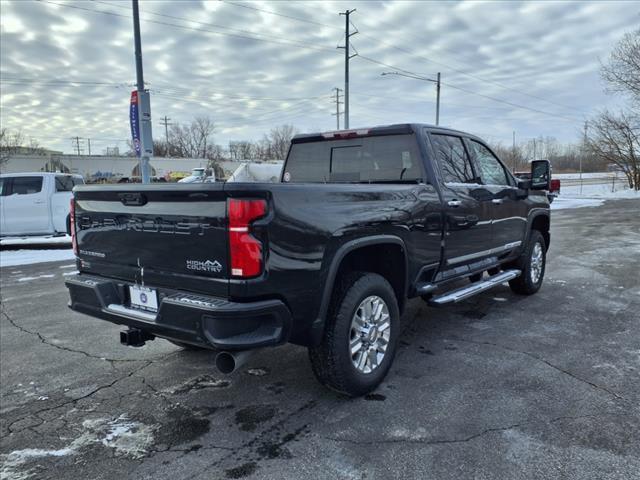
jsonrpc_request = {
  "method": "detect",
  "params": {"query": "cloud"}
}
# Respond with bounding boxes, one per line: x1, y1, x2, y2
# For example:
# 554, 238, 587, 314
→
0, 0, 637, 154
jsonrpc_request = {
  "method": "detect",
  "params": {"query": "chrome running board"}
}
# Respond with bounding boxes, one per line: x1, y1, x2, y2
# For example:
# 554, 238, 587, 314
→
428, 269, 521, 306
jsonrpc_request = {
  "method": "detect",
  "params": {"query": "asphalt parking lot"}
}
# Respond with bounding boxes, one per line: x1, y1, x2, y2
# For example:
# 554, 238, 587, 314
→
1, 199, 639, 480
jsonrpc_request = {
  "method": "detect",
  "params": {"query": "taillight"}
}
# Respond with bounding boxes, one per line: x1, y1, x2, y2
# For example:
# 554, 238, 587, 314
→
228, 198, 267, 278
70, 197, 78, 256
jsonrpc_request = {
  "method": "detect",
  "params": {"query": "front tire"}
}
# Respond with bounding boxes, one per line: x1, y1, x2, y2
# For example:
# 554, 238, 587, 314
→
509, 230, 546, 295
308, 272, 399, 397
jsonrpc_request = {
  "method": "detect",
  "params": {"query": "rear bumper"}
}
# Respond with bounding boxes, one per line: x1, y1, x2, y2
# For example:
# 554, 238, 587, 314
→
65, 274, 292, 350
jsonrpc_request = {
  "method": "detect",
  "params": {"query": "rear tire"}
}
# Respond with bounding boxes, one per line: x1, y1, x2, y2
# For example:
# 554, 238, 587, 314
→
308, 272, 399, 397
509, 230, 546, 295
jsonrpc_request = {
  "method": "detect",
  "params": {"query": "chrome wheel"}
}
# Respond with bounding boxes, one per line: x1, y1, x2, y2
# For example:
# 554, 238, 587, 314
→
530, 242, 544, 284
349, 295, 391, 374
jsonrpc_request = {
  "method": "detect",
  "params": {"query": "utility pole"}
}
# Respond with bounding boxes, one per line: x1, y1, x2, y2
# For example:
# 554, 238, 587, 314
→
159, 115, 172, 156
581, 121, 588, 194
435, 72, 441, 126
132, 0, 152, 182
71, 136, 83, 156
87, 138, 91, 156
332, 87, 344, 130
338, 9, 357, 129
512, 131, 516, 171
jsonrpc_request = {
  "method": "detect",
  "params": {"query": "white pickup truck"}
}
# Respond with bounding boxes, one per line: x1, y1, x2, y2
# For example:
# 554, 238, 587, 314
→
0, 172, 84, 236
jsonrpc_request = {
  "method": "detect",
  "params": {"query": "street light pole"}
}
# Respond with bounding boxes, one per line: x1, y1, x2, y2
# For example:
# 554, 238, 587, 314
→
132, 0, 152, 183
381, 71, 441, 126
435, 72, 441, 126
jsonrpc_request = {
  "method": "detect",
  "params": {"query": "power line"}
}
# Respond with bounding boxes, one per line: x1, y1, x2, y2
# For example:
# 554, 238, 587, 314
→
92, 0, 335, 53
37, 0, 337, 53
354, 31, 588, 116
220, 0, 588, 116
220, 0, 342, 31
1, 76, 332, 103
356, 54, 582, 123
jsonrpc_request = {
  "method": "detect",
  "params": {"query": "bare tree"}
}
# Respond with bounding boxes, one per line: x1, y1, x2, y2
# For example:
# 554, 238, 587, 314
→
264, 124, 298, 160
169, 116, 216, 158
230, 141, 255, 160
586, 111, 639, 190
586, 28, 640, 189
601, 28, 640, 102
0, 128, 25, 167
490, 142, 527, 172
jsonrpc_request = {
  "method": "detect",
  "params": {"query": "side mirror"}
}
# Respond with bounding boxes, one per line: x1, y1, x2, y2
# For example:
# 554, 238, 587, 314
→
530, 160, 551, 190
517, 179, 532, 190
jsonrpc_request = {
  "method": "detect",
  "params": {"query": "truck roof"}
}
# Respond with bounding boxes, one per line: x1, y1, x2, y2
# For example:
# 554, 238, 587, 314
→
291, 123, 483, 144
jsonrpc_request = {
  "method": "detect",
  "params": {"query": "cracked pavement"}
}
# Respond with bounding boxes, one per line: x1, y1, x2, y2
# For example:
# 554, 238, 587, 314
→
1, 199, 639, 479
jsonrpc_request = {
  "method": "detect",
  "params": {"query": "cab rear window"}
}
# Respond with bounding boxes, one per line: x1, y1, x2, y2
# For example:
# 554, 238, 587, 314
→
284, 134, 423, 183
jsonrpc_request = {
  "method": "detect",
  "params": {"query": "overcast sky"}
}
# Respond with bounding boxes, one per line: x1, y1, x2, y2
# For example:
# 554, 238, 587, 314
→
1, 0, 638, 155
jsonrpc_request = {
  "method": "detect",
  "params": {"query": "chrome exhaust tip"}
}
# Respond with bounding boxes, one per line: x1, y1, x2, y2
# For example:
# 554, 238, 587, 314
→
215, 350, 253, 374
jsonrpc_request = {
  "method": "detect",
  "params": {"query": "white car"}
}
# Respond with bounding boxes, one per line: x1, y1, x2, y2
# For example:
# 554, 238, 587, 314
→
178, 167, 215, 183
0, 172, 84, 236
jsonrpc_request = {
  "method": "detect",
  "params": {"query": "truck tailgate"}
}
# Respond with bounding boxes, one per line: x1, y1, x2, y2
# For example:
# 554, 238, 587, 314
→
74, 185, 229, 296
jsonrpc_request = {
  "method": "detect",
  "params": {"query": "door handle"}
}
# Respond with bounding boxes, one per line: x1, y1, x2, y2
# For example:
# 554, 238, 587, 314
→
447, 200, 462, 207
34, 200, 45, 204
491, 199, 503, 204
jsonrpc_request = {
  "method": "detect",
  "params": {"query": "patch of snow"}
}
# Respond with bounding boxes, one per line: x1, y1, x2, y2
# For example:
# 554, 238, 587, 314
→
17, 274, 55, 282
560, 183, 638, 197
0, 235, 71, 246
62, 270, 79, 276
551, 197, 605, 210
553, 172, 617, 180
0, 249, 75, 267
0, 415, 156, 480
550, 177, 638, 210
59, 264, 76, 269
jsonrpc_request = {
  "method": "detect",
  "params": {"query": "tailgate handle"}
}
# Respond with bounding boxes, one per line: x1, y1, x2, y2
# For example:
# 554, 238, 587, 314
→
119, 193, 147, 206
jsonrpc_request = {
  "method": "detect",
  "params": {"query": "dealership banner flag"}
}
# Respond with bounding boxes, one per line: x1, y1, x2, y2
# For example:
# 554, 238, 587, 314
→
129, 90, 141, 157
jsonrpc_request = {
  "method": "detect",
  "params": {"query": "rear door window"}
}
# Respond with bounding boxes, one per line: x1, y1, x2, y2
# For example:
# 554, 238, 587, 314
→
468, 140, 511, 186
430, 134, 475, 184
284, 134, 423, 183
10, 176, 43, 195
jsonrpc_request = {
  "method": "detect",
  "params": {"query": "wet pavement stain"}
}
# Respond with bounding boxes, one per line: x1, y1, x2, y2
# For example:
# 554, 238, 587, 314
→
462, 310, 487, 319
235, 405, 277, 432
225, 461, 257, 479
255, 424, 308, 460
172, 374, 231, 394
265, 381, 286, 395
418, 345, 434, 355
364, 393, 386, 401
155, 405, 230, 448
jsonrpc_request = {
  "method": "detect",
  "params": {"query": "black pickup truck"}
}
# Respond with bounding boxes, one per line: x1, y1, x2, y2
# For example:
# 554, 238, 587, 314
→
66, 124, 551, 396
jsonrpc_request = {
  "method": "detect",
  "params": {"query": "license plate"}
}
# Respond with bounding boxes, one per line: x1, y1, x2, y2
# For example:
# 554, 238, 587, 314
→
129, 285, 158, 312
